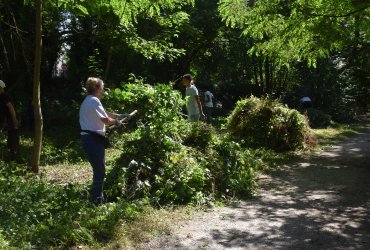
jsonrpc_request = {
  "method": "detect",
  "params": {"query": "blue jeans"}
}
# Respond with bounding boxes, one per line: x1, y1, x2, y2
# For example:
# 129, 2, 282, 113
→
204, 107, 212, 123
81, 134, 105, 204
7, 128, 19, 158
188, 114, 200, 122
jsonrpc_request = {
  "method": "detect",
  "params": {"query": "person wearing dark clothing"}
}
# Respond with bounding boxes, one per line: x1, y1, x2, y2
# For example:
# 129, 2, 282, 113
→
300, 96, 312, 109
0, 80, 20, 159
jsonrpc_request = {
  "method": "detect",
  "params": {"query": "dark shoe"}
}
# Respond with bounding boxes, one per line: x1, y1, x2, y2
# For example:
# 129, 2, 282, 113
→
91, 195, 105, 206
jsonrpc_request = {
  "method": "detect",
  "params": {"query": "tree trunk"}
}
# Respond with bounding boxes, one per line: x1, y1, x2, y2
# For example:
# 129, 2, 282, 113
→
259, 58, 264, 95
31, 0, 43, 174
264, 57, 272, 94
252, 55, 258, 86
104, 48, 113, 81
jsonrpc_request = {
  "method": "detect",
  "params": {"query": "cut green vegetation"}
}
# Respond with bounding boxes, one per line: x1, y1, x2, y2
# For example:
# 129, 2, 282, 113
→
0, 82, 367, 249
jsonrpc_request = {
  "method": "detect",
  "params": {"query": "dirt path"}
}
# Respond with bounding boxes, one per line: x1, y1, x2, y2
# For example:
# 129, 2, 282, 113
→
141, 127, 370, 250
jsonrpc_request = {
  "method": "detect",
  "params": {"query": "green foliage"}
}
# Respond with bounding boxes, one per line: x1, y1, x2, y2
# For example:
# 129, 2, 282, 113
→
227, 96, 311, 151
153, 149, 208, 204
304, 108, 333, 128
109, 0, 194, 28
182, 122, 215, 150
104, 80, 209, 203
1, 78, 284, 248
87, 48, 104, 78
42, 98, 80, 127
104, 81, 263, 204
210, 139, 259, 198
106, 123, 210, 204
219, 0, 370, 65
106, 122, 263, 203
0, 161, 144, 249
105, 76, 184, 132
0, 229, 9, 249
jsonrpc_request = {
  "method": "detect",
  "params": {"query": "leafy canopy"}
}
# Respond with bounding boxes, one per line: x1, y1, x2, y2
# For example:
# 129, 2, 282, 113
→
218, 0, 370, 66
25, 0, 195, 61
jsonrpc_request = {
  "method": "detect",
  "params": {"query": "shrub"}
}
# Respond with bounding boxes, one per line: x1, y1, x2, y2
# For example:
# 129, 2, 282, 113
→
104, 79, 216, 204
227, 96, 311, 151
182, 122, 215, 150
106, 127, 262, 203
210, 138, 260, 198
105, 125, 210, 204
103, 80, 262, 203
0, 229, 9, 249
104, 77, 185, 131
304, 108, 332, 128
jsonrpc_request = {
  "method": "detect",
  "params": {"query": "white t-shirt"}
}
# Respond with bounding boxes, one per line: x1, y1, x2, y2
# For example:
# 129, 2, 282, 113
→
204, 90, 214, 108
79, 95, 108, 136
186, 85, 200, 115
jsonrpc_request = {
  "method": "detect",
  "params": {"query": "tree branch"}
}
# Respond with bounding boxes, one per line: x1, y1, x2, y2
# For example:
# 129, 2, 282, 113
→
302, 6, 370, 18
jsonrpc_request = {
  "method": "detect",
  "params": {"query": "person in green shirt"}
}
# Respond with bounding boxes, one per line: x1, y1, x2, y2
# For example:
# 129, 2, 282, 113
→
182, 74, 205, 121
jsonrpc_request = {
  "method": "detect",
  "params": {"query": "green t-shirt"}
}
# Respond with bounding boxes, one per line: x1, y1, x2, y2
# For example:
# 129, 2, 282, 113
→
186, 85, 199, 115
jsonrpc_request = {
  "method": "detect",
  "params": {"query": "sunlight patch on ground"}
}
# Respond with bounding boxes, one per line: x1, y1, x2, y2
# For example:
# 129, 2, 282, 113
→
349, 148, 361, 152
305, 190, 341, 202
299, 162, 311, 167
321, 222, 351, 238
41, 163, 92, 185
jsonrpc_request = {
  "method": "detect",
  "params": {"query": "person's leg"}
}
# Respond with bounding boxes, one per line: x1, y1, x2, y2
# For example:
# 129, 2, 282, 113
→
81, 134, 106, 204
189, 114, 200, 122
302, 101, 312, 109
205, 107, 212, 123
7, 128, 19, 159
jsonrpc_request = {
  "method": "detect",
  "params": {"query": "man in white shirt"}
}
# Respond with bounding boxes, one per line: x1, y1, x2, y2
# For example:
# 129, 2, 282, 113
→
204, 88, 214, 123
182, 74, 205, 121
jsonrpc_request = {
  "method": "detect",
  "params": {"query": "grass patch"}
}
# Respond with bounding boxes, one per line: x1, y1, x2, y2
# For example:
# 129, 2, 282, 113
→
103, 205, 194, 249
0, 128, 206, 249
313, 123, 369, 149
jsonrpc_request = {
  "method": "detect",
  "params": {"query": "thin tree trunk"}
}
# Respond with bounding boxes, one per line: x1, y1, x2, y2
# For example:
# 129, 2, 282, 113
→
104, 49, 112, 81
264, 57, 271, 94
31, 0, 43, 174
252, 55, 258, 86
0, 35, 10, 70
259, 58, 264, 95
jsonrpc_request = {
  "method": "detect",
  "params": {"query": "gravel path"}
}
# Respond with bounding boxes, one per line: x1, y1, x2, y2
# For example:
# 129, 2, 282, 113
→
141, 127, 370, 250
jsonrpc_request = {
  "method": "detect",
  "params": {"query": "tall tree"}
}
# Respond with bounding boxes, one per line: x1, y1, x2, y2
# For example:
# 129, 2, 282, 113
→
31, 0, 42, 173
22, 0, 195, 172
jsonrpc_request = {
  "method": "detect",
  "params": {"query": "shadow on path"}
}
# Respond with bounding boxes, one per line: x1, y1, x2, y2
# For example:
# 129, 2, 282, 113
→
143, 128, 370, 250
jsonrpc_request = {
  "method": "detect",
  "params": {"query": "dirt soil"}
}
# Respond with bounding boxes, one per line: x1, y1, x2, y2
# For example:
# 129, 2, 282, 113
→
141, 126, 370, 250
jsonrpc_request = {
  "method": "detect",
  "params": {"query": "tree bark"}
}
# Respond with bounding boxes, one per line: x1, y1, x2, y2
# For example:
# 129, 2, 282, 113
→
259, 58, 264, 95
104, 47, 113, 81
31, 0, 43, 174
264, 57, 272, 94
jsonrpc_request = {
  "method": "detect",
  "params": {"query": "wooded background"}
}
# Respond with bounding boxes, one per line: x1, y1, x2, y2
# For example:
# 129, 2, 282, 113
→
1, 0, 369, 123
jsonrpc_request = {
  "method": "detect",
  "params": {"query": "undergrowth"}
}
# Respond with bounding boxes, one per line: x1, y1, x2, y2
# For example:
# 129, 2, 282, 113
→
2, 81, 360, 248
